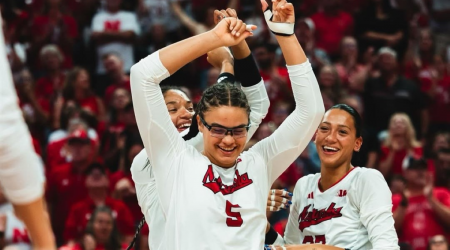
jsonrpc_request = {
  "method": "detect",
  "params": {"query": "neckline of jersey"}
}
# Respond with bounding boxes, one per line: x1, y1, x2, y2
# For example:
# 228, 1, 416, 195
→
317, 166, 358, 193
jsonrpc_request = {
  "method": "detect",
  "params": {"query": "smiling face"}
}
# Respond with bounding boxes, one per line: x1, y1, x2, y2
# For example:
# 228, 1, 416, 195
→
92, 211, 114, 244
163, 89, 194, 133
198, 106, 249, 168
315, 109, 362, 169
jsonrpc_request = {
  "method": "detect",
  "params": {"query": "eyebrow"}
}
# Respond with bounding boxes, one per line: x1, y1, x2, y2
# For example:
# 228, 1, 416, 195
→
166, 101, 192, 105
322, 122, 352, 130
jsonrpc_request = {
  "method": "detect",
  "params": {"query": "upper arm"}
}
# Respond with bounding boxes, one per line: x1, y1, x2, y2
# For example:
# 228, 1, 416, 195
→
355, 170, 399, 249
251, 62, 324, 183
284, 179, 303, 244
130, 52, 187, 209
242, 80, 270, 141
91, 15, 103, 31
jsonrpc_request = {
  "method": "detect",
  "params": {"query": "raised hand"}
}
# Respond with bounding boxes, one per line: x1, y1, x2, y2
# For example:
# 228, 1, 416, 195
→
214, 8, 239, 25
211, 17, 256, 47
262, 0, 295, 23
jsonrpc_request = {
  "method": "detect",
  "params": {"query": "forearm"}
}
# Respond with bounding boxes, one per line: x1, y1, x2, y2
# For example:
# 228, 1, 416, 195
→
379, 152, 394, 176
275, 35, 306, 66
221, 61, 234, 74
366, 152, 378, 168
159, 31, 223, 74
230, 41, 250, 59
429, 196, 450, 227
393, 207, 407, 231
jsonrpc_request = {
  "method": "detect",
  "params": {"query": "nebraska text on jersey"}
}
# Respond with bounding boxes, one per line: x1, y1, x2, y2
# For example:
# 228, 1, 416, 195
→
298, 202, 343, 231
203, 164, 253, 195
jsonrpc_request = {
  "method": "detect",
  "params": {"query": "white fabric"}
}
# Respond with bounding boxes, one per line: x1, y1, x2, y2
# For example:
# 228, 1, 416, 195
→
130, 50, 323, 250
91, 11, 140, 74
2, 206, 31, 249
131, 79, 270, 250
283, 168, 399, 250
48, 128, 98, 143
263, 9, 294, 35
0, 18, 45, 205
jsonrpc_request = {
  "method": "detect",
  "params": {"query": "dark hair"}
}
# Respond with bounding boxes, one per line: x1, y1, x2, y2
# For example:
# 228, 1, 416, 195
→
160, 85, 189, 98
328, 104, 362, 137
62, 67, 94, 101
85, 206, 122, 250
196, 82, 250, 118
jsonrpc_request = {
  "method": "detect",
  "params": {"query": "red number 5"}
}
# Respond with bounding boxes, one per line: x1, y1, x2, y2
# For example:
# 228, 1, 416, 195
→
225, 201, 243, 227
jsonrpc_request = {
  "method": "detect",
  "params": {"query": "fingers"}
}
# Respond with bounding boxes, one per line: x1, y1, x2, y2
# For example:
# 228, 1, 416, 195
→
231, 18, 245, 36
236, 20, 248, 37
226, 8, 237, 18
228, 17, 238, 33
269, 189, 293, 198
214, 10, 223, 25
260, 0, 269, 11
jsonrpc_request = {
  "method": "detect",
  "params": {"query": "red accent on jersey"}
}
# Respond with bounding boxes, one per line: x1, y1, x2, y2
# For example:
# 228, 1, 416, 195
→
225, 201, 243, 227
307, 192, 314, 199
202, 165, 253, 195
104, 20, 120, 31
298, 203, 343, 231
337, 190, 347, 197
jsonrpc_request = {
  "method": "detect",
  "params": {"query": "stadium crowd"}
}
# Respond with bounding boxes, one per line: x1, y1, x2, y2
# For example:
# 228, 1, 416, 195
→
0, 0, 449, 249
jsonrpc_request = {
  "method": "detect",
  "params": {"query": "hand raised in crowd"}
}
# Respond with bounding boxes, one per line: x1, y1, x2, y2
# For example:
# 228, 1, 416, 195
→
211, 17, 256, 47
267, 189, 293, 212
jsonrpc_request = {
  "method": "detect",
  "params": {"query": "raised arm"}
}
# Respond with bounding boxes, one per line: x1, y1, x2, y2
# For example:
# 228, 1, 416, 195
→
250, 0, 324, 182
130, 18, 254, 209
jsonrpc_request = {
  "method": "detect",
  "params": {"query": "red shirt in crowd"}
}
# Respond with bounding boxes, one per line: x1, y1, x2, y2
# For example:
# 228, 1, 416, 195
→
103, 78, 131, 106
260, 67, 291, 122
35, 74, 66, 99
420, 76, 450, 124
380, 146, 423, 175
110, 171, 142, 223
310, 11, 354, 56
46, 163, 89, 242
64, 197, 135, 242
392, 188, 450, 250
46, 138, 70, 172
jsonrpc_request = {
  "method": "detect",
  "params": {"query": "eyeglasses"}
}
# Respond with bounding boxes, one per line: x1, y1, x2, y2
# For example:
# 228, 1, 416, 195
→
199, 115, 250, 139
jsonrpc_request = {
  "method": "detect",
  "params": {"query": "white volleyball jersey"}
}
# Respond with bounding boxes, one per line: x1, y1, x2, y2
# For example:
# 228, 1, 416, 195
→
282, 167, 399, 250
131, 78, 270, 250
130, 51, 324, 250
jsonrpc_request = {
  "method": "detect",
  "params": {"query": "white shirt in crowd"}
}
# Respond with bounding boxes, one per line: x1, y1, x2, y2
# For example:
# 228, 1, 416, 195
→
130, 51, 324, 250
91, 10, 140, 74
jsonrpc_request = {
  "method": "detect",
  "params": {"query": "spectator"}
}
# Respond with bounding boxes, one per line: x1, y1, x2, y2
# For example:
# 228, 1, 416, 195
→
318, 64, 347, 104
106, 88, 131, 127
46, 128, 94, 245
29, 0, 78, 70
102, 54, 130, 105
429, 0, 450, 55
334, 36, 370, 94
341, 95, 380, 168
427, 235, 449, 250
2, 18, 26, 73
309, 0, 354, 59
392, 158, 450, 250
137, 0, 180, 36
379, 113, 423, 178
64, 164, 134, 245
404, 29, 435, 82
294, 18, 330, 72
428, 132, 450, 158
0, 189, 31, 250
268, 101, 291, 128
389, 174, 407, 195
35, 45, 66, 100
355, 0, 409, 61
363, 47, 428, 138
110, 141, 144, 224
91, 0, 140, 79
62, 67, 106, 123
66, 206, 124, 250
433, 148, 450, 190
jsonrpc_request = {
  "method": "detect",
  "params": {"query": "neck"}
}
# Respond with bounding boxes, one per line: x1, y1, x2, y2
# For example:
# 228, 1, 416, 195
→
112, 72, 124, 84
72, 161, 89, 173
88, 189, 108, 205
407, 185, 424, 196
319, 162, 353, 191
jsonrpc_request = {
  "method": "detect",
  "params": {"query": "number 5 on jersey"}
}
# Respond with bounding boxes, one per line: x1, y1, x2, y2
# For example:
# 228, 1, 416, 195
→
226, 201, 243, 227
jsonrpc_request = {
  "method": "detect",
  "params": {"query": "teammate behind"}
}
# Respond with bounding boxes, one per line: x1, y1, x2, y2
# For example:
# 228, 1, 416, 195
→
267, 104, 399, 250
0, 17, 55, 250
129, 0, 324, 248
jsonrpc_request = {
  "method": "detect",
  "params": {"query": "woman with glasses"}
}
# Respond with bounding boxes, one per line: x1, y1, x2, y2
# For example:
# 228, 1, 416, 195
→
129, 0, 324, 248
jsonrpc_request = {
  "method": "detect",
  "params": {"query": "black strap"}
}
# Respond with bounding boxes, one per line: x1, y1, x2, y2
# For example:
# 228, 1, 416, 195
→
264, 225, 279, 244
126, 216, 146, 250
234, 54, 261, 87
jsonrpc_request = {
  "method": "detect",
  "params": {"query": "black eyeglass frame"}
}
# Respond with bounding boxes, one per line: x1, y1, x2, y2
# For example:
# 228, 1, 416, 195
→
198, 114, 250, 138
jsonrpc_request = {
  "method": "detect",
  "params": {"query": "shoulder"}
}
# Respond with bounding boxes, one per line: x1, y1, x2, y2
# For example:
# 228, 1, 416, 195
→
294, 173, 320, 191
118, 11, 138, 19
353, 167, 384, 183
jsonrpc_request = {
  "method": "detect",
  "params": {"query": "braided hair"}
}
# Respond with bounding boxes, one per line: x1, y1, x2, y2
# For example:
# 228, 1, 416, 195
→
196, 81, 250, 118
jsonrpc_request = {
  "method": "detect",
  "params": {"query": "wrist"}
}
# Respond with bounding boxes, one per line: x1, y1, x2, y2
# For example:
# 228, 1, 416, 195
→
205, 31, 227, 50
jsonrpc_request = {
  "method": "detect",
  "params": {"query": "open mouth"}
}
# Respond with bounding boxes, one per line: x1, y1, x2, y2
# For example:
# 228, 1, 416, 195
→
218, 145, 237, 154
322, 146, 339, 154
177, 123, 191, 132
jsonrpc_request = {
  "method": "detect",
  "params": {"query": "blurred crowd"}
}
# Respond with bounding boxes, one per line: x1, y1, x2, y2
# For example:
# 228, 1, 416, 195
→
0, 0, 449, 249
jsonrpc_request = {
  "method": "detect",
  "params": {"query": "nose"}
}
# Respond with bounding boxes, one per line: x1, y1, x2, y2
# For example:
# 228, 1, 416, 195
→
325, 130, 337, 143
221, 134, 235, 145
179, 107, 193, 119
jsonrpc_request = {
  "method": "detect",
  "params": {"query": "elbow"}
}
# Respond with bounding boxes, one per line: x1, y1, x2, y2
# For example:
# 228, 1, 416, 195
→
307, 103, 325, 126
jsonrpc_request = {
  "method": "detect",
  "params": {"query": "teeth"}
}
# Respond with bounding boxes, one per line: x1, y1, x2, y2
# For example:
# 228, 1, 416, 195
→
178, 123, 190, 129
219, 146, 235, 152
323, 146, 339, 151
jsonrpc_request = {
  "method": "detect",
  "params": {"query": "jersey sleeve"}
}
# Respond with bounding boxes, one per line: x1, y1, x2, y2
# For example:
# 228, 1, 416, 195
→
242, 80, 270, 141
249, 61, 324, 183
283, 178, 304, 245
353, 170, 399, 250
130, 51, 188, 211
